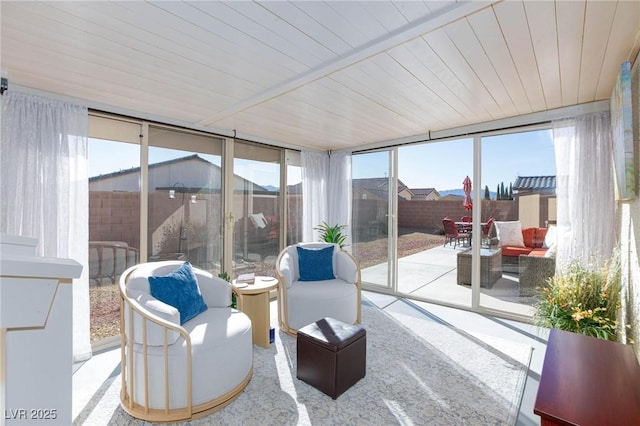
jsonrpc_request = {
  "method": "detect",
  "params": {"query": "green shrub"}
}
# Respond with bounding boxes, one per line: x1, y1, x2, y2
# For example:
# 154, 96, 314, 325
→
534, 255, 622, 341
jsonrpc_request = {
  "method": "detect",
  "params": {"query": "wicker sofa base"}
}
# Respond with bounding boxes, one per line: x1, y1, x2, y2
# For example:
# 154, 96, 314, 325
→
457, 248, 502, 289
501, 255, 520, 274
518, 255, 555, 296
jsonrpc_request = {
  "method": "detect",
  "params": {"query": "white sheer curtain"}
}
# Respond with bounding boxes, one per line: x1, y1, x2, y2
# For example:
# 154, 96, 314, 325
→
553, 111, 616, 269
1, 91, 90, 362
301, 150, 329, 241
301, 150, 353, 248
328, 151, 352, 250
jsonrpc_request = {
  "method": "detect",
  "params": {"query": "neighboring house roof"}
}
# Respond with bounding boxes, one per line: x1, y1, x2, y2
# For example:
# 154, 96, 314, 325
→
352, 177, 413, 201
89, 154, 270, 192
89, 154, 207, 182
352, 177, 410, 193
411, 188, 440, 198
513, 176, 556, 191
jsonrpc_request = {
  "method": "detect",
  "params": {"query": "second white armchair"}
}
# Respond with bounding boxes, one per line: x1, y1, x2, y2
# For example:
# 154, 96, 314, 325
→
275, 242, 361, 335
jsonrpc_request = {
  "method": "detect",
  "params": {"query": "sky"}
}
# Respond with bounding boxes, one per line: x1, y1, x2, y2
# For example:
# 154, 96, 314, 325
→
353, 129, 555, 192
90, 129, 556, 191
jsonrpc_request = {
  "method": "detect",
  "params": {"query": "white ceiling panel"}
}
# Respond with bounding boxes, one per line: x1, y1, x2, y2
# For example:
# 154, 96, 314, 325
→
293, 1, 386, 49
578, 1, 618, 104
555, 0, 586, 106
258, 1, 355, 55
444, 16, 519, 118
466, 7, 532, 116
190, 1, 330, 68
388, 39, 480, 122
421, 29, 500, 122
493, 1, 547, 113
523, 1, 562, 110
594, 0, 640, 100
1, 1, 638, 151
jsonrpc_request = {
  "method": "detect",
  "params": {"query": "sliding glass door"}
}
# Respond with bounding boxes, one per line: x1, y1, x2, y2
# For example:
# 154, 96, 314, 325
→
232, 140, 282, 278
478, 129, 556, 317
147, 125, 224, 274
351, 129, 557, 320
88, 116, 142, 345
352, 150, 395, 291
395, 139, 473, 307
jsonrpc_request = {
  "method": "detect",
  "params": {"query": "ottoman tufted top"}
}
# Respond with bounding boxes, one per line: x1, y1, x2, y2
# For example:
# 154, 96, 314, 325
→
297, 317, 366, 352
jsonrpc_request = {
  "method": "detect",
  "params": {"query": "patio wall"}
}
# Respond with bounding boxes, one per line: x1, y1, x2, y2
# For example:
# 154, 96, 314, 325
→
89, 191, 140, 248
397, 199, 519, 231
90, 192, 521, 252
89, 191, 282, 251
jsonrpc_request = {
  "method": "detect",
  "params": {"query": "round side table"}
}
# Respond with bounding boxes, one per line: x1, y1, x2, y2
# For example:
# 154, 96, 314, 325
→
232, 276, 278, 348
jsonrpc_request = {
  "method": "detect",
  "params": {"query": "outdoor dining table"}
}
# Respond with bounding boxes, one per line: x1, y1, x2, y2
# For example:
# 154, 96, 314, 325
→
455, 221, 472, 233
454, 221, 487, 229
454, 222, 487, 240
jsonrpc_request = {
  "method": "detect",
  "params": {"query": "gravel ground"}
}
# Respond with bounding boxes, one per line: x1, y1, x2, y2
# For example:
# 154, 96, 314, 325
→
90, 230, 444, 343
354, 231, 443, 269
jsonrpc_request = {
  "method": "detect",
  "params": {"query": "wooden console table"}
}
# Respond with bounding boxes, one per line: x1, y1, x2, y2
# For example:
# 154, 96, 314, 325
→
534, 328, 640, 425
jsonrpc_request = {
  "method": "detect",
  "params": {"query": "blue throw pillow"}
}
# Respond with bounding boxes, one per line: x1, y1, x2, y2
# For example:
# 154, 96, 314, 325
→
297, 245, 335, 281
148, 262, 208, 325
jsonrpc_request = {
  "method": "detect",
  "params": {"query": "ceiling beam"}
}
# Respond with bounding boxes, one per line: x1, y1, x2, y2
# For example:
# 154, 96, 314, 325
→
197, 0, 495, 127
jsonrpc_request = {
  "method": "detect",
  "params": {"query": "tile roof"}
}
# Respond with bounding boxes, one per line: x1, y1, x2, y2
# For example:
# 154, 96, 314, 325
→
412, 188, 437, 197
513, 176, 556, 191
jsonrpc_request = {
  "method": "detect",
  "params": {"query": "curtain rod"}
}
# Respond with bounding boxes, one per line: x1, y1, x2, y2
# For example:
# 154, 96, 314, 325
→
351, 100, 609, 154
352, 121, 552, 155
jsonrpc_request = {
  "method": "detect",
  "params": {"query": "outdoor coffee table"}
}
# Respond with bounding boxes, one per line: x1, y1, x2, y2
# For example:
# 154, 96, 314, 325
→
456, 248, 502, 288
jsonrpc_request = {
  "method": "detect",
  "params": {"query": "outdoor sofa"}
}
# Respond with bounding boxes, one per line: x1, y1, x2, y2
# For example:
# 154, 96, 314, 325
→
493, 221, 556, 295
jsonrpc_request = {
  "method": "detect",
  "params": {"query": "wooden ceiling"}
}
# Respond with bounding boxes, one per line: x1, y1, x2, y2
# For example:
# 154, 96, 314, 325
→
2, 1, 639, 151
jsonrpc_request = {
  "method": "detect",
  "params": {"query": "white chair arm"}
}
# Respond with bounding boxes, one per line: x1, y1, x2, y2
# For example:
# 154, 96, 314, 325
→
123, 289, 188, 346
277, 250, 295, 289
196, 272, 232, 308
335, 250, 358, 284
133, 290, 180, 320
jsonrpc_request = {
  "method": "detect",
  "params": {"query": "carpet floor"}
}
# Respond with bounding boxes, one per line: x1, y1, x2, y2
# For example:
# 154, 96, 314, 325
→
77, 301, 532, 425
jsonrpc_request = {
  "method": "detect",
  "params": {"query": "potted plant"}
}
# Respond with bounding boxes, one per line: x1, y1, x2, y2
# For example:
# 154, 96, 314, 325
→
534, 254, 625, 341
218, 271, 237, 309
314, 222, 347, 248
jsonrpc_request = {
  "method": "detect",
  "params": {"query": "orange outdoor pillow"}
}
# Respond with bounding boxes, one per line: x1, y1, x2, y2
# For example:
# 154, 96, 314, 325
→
521, 228, 536, 248
534, 228, 548, 248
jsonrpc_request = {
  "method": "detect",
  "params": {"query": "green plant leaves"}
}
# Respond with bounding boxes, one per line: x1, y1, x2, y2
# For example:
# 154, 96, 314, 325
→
534, 255, 622, 341
313, 221, 347, 248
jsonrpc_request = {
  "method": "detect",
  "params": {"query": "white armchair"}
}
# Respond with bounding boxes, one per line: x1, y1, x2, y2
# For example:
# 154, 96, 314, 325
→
119, 261, 253, 422
275, 242, 361, 335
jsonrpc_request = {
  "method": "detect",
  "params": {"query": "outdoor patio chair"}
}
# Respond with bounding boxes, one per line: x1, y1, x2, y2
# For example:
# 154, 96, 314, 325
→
481, 217, 495, 248
443, 218, 469, 248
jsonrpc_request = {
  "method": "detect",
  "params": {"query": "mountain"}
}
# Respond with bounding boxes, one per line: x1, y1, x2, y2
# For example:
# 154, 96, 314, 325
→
439, 188, 497, 199
438, 189, 466, 197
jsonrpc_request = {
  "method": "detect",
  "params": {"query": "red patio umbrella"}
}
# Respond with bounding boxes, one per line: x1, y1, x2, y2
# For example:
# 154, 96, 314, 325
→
463, 175, 473, 211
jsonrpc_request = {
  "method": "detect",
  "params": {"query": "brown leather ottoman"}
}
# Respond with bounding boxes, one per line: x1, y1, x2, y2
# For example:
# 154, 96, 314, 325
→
296, 317, 366, 399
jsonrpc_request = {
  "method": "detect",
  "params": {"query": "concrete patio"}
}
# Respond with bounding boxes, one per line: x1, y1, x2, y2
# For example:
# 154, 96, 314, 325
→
362, 244, 537, 317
